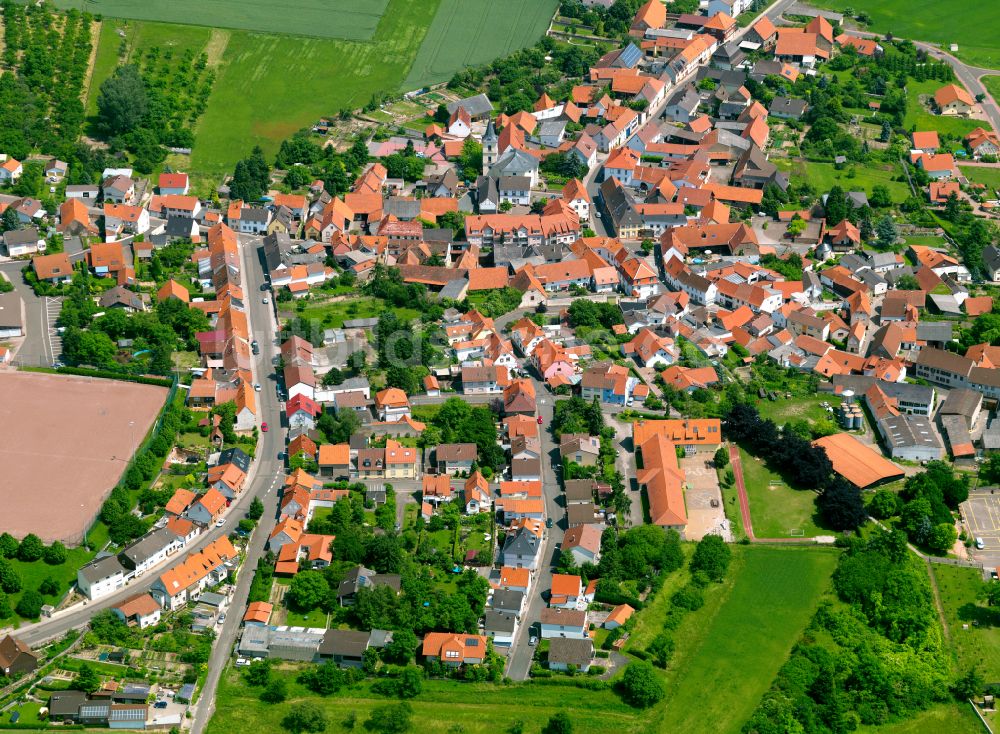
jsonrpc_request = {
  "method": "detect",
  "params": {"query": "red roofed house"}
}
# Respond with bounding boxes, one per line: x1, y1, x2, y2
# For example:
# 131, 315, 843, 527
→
422, 633, 489, 667
158, 172, 190, 195
934, 84, 975, 116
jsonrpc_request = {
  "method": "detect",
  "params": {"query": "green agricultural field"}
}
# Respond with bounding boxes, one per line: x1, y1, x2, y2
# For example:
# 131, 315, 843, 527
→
806, 0, 1000, 70
657, 546, 840, 734
960, 165, 1000, 193
932, 564, 1000, 679
755, 394, 836, 426
776, 160, 911, 202
403, 0, 559, 89
739, 448, 828, 538
191, 0, 440, 175
207, 667, 646, 734
985, 76, 1000, 108
904, 79, 983, 139
52, 0, 389, 41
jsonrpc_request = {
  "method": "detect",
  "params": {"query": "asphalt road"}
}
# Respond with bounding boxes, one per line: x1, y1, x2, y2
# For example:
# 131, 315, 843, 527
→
189, 234, 286, 734
505, 379, 564, 681
12, 237, 287, 663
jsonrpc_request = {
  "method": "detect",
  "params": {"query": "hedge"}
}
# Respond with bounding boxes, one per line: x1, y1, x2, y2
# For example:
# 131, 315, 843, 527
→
53, 366, 174, 387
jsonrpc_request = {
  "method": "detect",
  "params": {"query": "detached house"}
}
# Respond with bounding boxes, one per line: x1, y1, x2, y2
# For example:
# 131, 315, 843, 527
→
422, 633, 489, 667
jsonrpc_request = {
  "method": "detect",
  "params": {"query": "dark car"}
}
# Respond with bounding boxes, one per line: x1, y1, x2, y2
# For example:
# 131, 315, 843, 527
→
154, 701, 168, 710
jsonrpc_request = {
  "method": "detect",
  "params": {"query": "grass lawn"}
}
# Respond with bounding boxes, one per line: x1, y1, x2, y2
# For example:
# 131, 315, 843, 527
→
855, 703, 984, 734
904, 235, 948, 247
403, 0, 558, 89
755, 394, 835, 427
284, 606, 328, 628
739, 448, 828, 538
656, 546, 840, 734
55, 0, 389, 41
931, 564, 1000, 679
903, 79, 984, 139
775, 159, 911, 202
985, 76, 1000, 109
807, 0, 1000, 69
0, 546, 96, 626
959, 165, 1000, 193
207, 666, 644, 734
287, 296, 420, 328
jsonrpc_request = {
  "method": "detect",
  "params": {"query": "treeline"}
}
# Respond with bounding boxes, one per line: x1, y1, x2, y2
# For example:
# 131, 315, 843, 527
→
100, 396, 187, 545
744, 529, 952, 733
724, 404, 867, 531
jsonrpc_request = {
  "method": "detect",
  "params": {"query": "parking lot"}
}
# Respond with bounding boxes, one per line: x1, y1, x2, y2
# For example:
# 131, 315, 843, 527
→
961, 491, 1000, 568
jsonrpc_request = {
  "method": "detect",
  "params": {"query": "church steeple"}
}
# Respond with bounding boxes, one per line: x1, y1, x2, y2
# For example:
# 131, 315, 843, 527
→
482, 118, 498, 176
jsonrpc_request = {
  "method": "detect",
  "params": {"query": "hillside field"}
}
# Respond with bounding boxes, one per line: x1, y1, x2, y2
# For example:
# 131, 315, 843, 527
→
403, 0, 559, 90
655, 546, 840, 733
50, 0, 389, 40
806, 0, 1000, 70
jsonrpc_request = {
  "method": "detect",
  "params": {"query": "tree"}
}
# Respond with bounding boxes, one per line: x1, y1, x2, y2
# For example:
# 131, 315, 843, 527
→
823, 186, 848, 225
282, 703, 328, 734
260, 677, 287, 704
543, 713, 573, 734
286, 570, 328, 611
619, 661, 665, 708
365, 703, 412, 733
383, 629, 418, 665
17, 533, 44, 562
870, 184, 892, 208
247, 497, 265, 521
0, 592, 11, 620
952, 667, 984, 700
74, 663, 101, 694
876, 215, 898, 247
244, 659, 272, 687
818, 478, 868, 531
97, 65, 149, 135
1, 207, 20, 233
0, 558, 22, 593
689, 535, 731, 582
39, 577, 60, 596
0, 534, 18, 559
15, 589, 42, 619
713, 446, 729, 468
896, 274, 921, 290
229, 146, 270, 203
44, 541, 67, 565
868, 488, 899, 519
396, 666, 423, 699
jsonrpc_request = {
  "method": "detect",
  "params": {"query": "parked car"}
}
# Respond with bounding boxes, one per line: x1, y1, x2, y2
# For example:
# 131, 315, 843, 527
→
254, 383, 261, 392
154, 701, 168, 710
529, 635, 538, 646
261, 422, 269, 432
977, 537, 985, 550
215, 519, 225, 528
536, 416, 543, 425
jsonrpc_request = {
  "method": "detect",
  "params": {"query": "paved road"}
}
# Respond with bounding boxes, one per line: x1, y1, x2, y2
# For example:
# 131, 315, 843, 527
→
189, 234, 286, 734
0, 261, 56, 367
505, 379, 563, 681
11, 240, 286, 657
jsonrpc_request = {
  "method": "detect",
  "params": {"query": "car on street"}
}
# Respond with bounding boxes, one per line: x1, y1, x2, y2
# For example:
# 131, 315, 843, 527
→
536, 416, 543, 424
977, 537, 985, 550
262, 297, 269, 304
261, 422, 269, 432
254, 383, 261, 391
215, 519, 225, 528
529, 635, 538, 646
545, 518, 553, 529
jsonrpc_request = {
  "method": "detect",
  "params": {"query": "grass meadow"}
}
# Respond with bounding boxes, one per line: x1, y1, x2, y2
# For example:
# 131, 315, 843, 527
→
932, 563, 1000, 679
960, 165, 1000, 193
806, 0, 1000, 70
52, 0, 388, 40
656, 546, 840, 733
403, 0, 559, 89
739, 448, 827, 538
775, 159, 912, 202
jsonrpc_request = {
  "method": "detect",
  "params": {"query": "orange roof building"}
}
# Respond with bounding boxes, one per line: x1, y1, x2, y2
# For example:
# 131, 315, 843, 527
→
813, 433, 904, 488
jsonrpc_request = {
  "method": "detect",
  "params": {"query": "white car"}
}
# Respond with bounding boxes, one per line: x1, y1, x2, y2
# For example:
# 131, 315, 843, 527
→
215, 518, 226, 528
262, 297, 269, 305
254, 383, 261, 392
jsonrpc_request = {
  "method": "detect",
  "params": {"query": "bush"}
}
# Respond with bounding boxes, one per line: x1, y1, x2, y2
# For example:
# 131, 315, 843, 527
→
689, 535, 731, 582
17, 534, 44, 562
619, 661, 665, 708
44, 541, 68, 565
